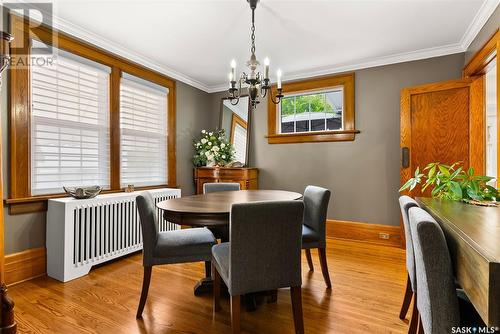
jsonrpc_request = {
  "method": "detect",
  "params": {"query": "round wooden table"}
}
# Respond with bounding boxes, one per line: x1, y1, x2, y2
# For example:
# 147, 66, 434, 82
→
157, 189, 302, 227
156, 190, 302, 308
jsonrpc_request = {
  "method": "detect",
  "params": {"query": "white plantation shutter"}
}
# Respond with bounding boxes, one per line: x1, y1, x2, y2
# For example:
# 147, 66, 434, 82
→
233, 124, 247, 164
120, 73, 168, 187
31, 45, 111, 195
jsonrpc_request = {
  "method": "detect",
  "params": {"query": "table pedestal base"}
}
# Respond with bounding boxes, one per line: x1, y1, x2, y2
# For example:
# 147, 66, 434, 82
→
193, 277, 213, 296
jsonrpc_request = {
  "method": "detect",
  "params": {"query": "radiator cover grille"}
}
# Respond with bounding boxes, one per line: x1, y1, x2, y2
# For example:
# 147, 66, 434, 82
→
47, 188, 181, 282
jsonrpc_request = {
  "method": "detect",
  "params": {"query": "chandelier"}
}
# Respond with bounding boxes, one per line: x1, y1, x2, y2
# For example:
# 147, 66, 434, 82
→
228, 0, 283, 107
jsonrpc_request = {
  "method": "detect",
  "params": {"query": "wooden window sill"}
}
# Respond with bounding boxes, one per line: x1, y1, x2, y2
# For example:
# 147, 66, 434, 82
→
266, 130, 360, 144
5, 184, 179, 215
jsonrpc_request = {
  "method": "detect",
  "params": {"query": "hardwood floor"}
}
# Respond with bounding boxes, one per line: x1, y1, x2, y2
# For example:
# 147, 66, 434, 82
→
9, 239, 409, 333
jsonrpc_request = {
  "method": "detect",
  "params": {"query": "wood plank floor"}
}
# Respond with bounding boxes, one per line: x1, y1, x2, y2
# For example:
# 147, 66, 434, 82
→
9, 239, 409, 333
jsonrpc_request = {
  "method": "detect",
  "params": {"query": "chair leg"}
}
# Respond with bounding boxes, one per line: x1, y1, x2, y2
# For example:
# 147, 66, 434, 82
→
408, 293, 419, 334
305, 249, 314, 272
212, 263, 221, 312
205, 261, 211, 278
267, 289, 278, 303
136, 266, 152, 319
318, 247, 332, 289
399, 274, 413, 320
290, 286, 304, 334
230, 295, 241, 334
417, 314, 424, 334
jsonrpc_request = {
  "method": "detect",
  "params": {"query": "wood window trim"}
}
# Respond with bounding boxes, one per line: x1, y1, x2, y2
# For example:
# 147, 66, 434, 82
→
267, 73, 358, 144
230, 113, 247, 144
462, 28, 499, 184
463, 28, 499, 78
7, 14, 177, 213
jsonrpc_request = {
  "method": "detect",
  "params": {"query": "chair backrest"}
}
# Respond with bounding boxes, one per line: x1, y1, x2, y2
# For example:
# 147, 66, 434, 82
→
399, 196, 419, 291
303, 186, 331, 242
203, 182, 241, 194
409, 207, 459, 334
136, 191, 159, 266
229, 200, 304, 296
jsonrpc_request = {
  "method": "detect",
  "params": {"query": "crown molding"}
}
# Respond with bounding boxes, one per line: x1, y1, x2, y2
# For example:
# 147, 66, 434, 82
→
11, 1, 212, 92
11, 0, 500, 94
50, 17, 212, 92
207, 43, 465, 93
459, 0, 500, 50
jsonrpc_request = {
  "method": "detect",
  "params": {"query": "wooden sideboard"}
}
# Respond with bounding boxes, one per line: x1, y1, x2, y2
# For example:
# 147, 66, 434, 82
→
194, 167, 258, 194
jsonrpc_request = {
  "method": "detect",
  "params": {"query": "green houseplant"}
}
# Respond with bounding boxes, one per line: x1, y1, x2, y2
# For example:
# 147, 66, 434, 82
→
399, 162, 498, 204
193, 129, 234, 167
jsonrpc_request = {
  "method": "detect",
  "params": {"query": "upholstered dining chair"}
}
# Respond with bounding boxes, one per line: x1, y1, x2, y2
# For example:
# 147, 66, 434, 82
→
135, 191, 216, 318
301, 185, 332, 288
203, 182, 240, 194
398, 196, 419, 333
212, 200, 305, 334
409, 207, 484, 334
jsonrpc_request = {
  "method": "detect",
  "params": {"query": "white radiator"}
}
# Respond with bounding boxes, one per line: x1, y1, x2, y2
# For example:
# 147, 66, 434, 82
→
47, 188, 181, 282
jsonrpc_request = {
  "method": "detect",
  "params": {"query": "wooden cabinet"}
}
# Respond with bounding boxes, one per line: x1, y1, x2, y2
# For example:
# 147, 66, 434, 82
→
194, 167, 258, 194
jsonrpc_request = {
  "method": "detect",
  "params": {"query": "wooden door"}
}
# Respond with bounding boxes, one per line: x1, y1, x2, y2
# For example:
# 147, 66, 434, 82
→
400, 78, 485, 197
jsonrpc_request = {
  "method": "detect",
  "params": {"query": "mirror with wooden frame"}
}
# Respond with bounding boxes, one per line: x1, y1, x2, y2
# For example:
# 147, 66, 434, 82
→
220, 96, 251, 166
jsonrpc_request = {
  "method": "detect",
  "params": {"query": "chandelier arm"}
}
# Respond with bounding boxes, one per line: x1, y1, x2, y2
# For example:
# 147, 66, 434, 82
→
259, 86, 268, 99
230, 97, 240, 105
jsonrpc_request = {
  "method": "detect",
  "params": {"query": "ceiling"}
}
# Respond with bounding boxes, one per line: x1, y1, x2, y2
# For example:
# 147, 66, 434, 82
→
30, 0, 500, 92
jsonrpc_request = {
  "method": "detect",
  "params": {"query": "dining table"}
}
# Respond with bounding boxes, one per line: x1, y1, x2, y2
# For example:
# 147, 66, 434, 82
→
156, 189, 303, 310
416, 197, 500, 327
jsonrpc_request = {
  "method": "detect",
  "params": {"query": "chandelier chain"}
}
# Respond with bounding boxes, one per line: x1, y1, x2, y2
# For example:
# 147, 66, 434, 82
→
251, 8, 256, 55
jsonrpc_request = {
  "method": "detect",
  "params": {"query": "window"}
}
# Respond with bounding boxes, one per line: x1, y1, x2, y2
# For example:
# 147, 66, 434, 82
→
230, 114, 247, 163
120, 74, 168, 187
485, 59, 497, 186
8, 14, 176, 213
31, 45, 111, 195
267, 73, 357, 144
280, 89, 343, 134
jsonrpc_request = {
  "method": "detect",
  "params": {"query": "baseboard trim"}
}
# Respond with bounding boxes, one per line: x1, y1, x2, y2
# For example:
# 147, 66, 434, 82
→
4, 247, 46, 286
326, 220, 403, 248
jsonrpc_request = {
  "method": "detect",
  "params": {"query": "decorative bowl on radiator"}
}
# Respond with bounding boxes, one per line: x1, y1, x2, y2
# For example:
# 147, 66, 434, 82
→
63, 185, 102, 199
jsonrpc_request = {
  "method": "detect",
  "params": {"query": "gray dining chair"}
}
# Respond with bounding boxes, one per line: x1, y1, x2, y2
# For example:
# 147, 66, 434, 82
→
301, 185, 332, 288
409, 207, 484, 334
203, 182, 241, 194
135, 191, 217, 318
212, 200, 305, 334
398, 196, 419, 333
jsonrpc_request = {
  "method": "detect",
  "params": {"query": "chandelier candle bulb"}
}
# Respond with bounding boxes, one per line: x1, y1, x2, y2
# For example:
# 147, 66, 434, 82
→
230, 59, 236, 80
264, 57, 270, 80
277, 69, 282, 89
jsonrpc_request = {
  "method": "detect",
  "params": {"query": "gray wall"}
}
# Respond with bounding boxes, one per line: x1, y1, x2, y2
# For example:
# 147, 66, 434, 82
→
211, 53, 464, 226
1, 78, 214, 254
464, 5, 499, 64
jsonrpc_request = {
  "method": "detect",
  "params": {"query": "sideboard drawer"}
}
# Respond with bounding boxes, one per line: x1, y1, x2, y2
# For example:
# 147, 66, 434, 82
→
194, 167, 258, 194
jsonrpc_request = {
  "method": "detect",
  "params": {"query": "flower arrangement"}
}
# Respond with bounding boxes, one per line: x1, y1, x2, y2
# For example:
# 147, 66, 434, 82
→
193, 129, 234, 167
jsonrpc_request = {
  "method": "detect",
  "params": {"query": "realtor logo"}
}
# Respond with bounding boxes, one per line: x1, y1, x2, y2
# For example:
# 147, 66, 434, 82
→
2, 2, 53, 54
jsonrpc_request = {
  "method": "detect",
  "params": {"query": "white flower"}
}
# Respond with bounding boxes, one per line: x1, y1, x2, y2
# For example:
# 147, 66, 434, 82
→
209, 132, 213, 136
222, 155, 226, 159
201, 130, 206, 134
221, 143, 225, 148
201, 138, 207, 144
208, 142, 212, 146
204, 151, 210, 157
212, 146, 219, 151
